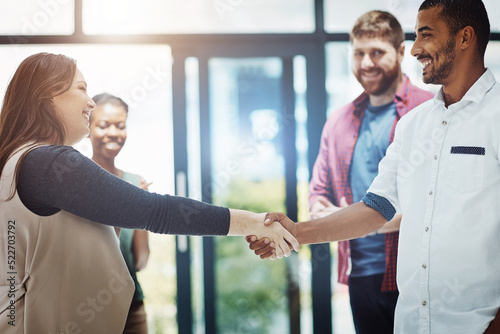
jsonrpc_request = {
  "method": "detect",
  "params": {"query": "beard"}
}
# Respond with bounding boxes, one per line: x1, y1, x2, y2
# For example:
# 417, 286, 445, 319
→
423, 38, 456, 85
355, 61, 401, 96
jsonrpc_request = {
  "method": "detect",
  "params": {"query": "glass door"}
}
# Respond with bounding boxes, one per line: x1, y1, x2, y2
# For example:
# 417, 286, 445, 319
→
209, 57, 293, 334
174, 39, 329, 333
177, 52, 311, 333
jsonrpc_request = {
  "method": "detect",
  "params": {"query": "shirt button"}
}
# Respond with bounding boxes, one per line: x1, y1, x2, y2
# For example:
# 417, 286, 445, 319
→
429, 191, 433, 195
434, 155, 438, 160
422, 264, 427, 269
422, 301, 427, 306
442, 120, 447, 125
425, 227, 429, 232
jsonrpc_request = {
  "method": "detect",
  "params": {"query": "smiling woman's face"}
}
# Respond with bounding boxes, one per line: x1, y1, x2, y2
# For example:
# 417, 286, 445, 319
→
52, 68, 96, 146
88, 102, 128, 161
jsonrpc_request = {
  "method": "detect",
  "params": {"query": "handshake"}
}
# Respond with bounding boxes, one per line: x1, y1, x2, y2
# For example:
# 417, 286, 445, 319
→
244, 212, 301, 260
237, 200, 397, 260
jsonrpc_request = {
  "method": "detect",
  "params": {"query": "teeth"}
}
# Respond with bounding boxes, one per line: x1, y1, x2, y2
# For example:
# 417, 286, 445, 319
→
420, 59, 432, 67
105, 142, 121, 149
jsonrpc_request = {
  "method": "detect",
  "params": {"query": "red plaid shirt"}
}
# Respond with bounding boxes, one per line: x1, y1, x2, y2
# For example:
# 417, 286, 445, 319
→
309, 75, 433, 292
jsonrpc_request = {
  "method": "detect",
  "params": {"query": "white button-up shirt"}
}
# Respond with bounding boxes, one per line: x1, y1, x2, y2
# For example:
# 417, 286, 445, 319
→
367, 69, 500, 333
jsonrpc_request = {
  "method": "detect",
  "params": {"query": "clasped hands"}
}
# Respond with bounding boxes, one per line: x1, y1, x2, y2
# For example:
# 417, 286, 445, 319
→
247, 197, 345, 259
247, 212, 300, 260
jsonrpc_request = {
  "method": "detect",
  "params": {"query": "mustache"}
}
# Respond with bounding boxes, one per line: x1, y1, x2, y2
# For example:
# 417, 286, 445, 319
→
417, 55, 433, 61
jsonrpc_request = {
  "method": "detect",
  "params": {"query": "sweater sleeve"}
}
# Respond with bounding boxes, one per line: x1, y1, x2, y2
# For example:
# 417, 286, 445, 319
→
17, 145, 230, 236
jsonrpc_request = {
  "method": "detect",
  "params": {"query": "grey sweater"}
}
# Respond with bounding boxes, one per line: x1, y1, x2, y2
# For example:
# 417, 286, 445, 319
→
17, 145, 230, 236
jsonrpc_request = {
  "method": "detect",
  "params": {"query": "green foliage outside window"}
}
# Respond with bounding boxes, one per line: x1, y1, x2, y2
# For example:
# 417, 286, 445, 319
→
214, 177, 290, 333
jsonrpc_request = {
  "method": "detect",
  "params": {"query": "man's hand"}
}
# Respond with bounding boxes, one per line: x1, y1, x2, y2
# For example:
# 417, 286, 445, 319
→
310, 196, 348, 219
245, 212, 299, 260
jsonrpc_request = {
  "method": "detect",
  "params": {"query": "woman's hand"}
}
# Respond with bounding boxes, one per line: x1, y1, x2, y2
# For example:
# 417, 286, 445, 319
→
227, 210, 299, 259
246, 212, 299, 260
256, 213, 299, 259
139, 179, 152, 191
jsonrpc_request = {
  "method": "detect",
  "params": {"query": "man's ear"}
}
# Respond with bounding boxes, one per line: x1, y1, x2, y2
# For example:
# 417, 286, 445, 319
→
459, 26, 475, 50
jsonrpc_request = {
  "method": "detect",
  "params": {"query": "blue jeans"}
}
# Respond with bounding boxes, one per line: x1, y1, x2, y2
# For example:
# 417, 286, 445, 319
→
348, 274, 399, 334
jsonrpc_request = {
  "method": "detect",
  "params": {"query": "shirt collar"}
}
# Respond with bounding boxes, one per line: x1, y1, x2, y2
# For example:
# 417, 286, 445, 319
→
352, 92, 370, 118
353, 74, 412, 118
395, 74, 412, 104
433, 68, 496, 108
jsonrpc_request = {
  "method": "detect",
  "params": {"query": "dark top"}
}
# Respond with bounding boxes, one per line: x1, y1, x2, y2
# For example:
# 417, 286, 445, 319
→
119, 171, 147, 303
17, 145, 230, 236
119, 227, 144, 302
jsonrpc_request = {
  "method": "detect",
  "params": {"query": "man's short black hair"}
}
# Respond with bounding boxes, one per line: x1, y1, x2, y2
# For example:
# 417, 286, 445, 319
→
418, 0, 490, 57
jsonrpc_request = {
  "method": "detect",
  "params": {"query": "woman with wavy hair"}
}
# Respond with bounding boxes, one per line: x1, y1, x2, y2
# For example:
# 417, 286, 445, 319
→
0, 52, 298, 333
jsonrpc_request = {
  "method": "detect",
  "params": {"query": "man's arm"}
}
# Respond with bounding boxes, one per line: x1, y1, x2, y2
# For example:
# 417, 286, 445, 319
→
376, 213, 401, 234
247, 202, 386, 259
310, 196, 348, 219
247, 205, 400, 259
249, 115, 403, 257
288, 202, 386, 245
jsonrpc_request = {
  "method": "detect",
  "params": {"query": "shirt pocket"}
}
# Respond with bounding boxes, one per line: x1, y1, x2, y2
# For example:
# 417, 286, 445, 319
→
445, 146, 485, 192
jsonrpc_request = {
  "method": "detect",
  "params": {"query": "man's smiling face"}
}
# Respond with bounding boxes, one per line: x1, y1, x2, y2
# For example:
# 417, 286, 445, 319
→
411, 6, 458, 85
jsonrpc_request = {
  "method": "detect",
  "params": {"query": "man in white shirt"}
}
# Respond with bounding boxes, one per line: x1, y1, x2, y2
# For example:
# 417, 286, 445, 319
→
248, 0, 500, 332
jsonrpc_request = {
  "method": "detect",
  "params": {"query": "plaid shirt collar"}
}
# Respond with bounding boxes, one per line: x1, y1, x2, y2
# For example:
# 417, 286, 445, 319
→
352, 74, 413, 119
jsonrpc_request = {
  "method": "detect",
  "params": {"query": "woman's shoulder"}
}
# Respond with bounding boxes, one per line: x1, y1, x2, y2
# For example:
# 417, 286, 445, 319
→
27, 144, 80, 160
23, 144, 91, 177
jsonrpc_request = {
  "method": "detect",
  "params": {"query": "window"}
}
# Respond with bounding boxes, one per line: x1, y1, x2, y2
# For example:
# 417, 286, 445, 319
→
0, 0, 74, 35
324, 0, 421, 33
83, 0, 315, 35
486, 41, 500, 79
324, 0, 500, 33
